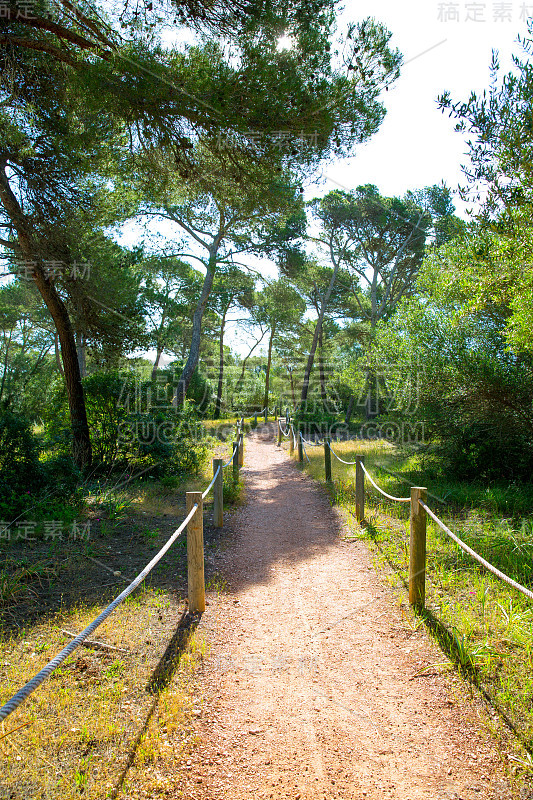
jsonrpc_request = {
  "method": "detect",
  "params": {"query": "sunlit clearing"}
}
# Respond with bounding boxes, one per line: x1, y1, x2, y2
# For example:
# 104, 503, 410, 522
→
276, 34, 294, 52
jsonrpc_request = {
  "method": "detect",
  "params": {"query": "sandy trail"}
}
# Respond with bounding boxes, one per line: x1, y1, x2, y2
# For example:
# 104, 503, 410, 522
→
175, 426, 514, 800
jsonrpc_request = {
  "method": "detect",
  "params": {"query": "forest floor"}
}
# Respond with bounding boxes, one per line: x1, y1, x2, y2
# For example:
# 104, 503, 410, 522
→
158, 425, 520, 800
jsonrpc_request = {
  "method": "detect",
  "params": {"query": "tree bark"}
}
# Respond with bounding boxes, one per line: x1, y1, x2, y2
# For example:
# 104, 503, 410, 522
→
318, 327, 327, 402
151, 345, 163, 381
76, 331, 87, 378
0, 164, 92, 468
213, 313, 226, 419
55, 332, 64, 376
345, 395, 354, 424
174, 252, 216, 408
300, 257, 340, 406
263, 326, 275, 412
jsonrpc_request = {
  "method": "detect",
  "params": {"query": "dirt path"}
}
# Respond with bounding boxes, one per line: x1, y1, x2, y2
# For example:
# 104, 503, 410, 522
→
176, 427, 515, 800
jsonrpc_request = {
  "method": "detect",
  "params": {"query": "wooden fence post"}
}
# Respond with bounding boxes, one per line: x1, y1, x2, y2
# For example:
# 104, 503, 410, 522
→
324, 437, 332, 482
254, 412, 258, 425
289, 425, 294, 456
264, 407, 268, 424
232, 439, 239, 482
186, 492, 205, 614
277, 418, 282, 446
355, 456, 365, 522
297, 431, 303, 463
409, 487, 427, 608
213, 458, 223, 528
238, 430, 244, 467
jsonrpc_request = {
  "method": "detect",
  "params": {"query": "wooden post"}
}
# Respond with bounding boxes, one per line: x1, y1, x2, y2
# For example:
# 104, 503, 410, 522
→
186, 492, 205, 614
409, 487, 427, 608
297, 431, 303, 463
238, 431, 244, 466
232, 439, 239, 482
289, 425, 294, 456
277, 418, 282, 446
355, 456, 365, 522
254, 412, 258, 425
213, 458, 223, 528
324, 437, 332, 482
264, 408, 268, 424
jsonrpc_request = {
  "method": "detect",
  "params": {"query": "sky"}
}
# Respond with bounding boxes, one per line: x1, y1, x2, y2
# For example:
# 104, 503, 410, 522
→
227, 0, 528, 354
313, 0, 526, 209
127, 0, 529, 360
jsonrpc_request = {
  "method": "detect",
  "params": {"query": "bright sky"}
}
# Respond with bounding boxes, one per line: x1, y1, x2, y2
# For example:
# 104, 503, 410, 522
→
130, 1, 529, 361
315, 0, 527, 210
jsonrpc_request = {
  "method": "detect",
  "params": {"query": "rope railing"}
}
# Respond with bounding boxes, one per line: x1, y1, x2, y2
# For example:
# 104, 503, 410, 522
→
223, 441, 239, 469
299, 433, 311, 464
300, 434, 324, 447
279, 421, 291, 438
0, 437, 245, 723
327, 442, 357, 465
359, 462, 411, 503
0, 502, 199, 723
202, 465, 221, 500
283, 433, 533, 610
419, 500, 533, 603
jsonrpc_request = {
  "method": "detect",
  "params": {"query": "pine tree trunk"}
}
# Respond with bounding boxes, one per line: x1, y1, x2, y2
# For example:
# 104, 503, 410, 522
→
263, 327, 275, 412
76, 331, 87, 378
300, 259, 340, 406
174, 254, 216, 408
151, 346, 163, 381
213, 315, 226, 419
0, 164, 92, 468
318, 328, 327, 402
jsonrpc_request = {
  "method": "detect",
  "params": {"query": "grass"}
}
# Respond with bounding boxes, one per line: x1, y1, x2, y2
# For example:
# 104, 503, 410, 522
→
287, 436, 533, 760
0, 589, 207, 799
0, 428, 243, 798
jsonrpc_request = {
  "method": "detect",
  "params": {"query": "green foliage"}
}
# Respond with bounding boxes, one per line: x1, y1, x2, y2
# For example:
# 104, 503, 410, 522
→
293, 400, 340, 436
0, 412, 44, 513
368, 234, 533, 481
81, 371, 208, 477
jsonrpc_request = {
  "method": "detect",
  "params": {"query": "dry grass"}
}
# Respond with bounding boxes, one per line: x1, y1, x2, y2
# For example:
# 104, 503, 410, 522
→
0, 436, 237, 799
0, 588, 208, 799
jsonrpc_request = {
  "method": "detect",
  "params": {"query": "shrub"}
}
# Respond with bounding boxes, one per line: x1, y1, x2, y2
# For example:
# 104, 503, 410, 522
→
0, 412, 45, 517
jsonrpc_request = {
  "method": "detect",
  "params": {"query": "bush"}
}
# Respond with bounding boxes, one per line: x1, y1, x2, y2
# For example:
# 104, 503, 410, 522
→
422, 405, 533, 482
0, 412, 44, 517
293, 400, 340, 438
81, 371, 208, 477
41, 454, 82, 493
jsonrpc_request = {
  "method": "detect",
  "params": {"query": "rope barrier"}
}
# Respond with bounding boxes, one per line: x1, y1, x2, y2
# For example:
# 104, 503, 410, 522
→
292, 432, 533, 607
299, 433, 311, 464
0, 502, 200, 722
223, 442, 239, 469
375, 463, 447, 504
327, 443, 410, 502
279, 422, 291, 438
327, 442, 357, 465
300, 434, 323, 447
360, 462, 411, 503
201, 464, 221, 500
419, 500, 533, 602
0, 434, 246, 725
